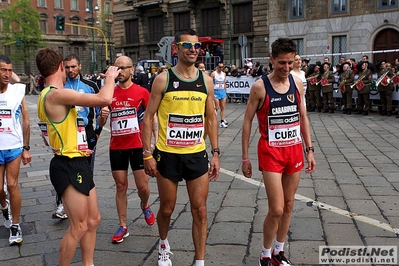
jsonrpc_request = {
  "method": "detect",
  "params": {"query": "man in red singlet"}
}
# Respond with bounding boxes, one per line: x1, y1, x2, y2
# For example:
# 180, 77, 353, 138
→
241, 38, 316, 266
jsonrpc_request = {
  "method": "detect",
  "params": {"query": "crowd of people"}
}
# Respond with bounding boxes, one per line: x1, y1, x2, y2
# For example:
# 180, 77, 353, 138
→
8, 28, 399, 266
294, 55, 399, 116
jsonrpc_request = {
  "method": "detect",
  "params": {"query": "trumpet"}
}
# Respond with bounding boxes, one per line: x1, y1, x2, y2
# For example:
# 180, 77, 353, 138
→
375, 70, 389, 87
350, 74, 366, 89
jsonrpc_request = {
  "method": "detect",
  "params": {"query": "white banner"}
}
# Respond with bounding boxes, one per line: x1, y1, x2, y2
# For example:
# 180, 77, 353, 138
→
226, 76, 399, 101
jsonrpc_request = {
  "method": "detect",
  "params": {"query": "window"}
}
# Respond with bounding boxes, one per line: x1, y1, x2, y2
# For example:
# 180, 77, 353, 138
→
148, 15, 164, 42
289, 0, 304, 19
125, 19, 139, 44
58, 46, 64, 57
72, 22, 79, 35
332, 0, 347, 14
233, 3, 253, 34
332, 35, 347, 66
39, 14, 47, 33
174, 12, 190, 33
292, 38, 304, 55
71, 0, 78, 11
73, 47, 79, 57
201, 8, 221, 36
38, 0, 46, 7
55, 0, 62, 9
379, 0, 398, 9
105, 2, 111, 14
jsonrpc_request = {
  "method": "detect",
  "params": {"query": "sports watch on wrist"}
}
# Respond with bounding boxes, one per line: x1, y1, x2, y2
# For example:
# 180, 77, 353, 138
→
23, 145, 30, 151
211, 148, 220, 155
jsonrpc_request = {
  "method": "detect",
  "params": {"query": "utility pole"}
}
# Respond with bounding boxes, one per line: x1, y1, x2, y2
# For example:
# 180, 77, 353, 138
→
86, 0, 99, 74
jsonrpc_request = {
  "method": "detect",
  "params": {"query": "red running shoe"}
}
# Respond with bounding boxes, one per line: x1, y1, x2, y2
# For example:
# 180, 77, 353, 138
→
142, 204, 155, 226
111, 226, 129, 243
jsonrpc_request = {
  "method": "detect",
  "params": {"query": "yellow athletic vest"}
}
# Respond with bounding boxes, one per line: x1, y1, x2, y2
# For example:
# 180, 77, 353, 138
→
156, 69, 208, 154
37, 86, 87, 158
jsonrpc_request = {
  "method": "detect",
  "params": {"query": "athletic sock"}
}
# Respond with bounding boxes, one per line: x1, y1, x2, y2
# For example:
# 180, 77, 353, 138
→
261, 246, 271, 258
159, 238, 170, 250
195, 260, 205, 266
274, 241, 284, 254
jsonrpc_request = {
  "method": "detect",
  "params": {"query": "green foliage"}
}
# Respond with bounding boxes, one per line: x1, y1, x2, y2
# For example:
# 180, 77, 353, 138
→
0, 0, 46, 64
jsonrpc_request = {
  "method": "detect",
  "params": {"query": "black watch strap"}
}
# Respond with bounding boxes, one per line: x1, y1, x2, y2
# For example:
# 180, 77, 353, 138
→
211, 148, 220, 155
23, 145, 30, 151
305, 146, 314, 153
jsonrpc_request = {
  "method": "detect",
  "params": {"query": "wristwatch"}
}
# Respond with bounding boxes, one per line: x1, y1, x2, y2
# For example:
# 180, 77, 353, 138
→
23, 145, 30, 151
211, 148, 220, 155
305, 146, 314, 153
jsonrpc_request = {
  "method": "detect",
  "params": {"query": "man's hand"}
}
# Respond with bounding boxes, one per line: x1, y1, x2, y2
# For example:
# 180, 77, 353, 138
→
208, 156, 220, 181
21, 150, 31, 165
241, 161, 252, 178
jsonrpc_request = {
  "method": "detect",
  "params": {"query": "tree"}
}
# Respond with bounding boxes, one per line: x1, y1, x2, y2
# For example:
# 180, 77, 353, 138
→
0, 0, 46, 74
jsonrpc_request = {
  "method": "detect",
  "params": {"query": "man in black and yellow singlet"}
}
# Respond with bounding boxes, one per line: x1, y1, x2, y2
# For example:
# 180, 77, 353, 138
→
36, 48, 119, 266
142, 29, 220, 266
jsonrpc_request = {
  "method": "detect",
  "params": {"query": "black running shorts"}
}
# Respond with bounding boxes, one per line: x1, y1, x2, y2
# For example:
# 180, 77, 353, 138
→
153, 148, 209, 182
49, 155, 95, 197
109, 148, 144, 171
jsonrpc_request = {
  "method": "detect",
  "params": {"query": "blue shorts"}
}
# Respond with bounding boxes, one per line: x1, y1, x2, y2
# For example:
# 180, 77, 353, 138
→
214, 89, 227, 100
0, 148, 23, 165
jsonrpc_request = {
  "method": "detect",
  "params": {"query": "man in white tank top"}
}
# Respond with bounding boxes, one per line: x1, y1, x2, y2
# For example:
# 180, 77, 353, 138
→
211, 61, 228, 128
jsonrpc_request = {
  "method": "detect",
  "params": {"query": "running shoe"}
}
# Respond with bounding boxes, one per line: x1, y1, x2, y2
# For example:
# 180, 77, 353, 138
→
9, 224, 23, 245
259, 256, 273, 266
271, 250, 292, 265
141, 204, 155, 226
158, 243, 173, 266
53, 203, 68, 219
2, 199, 12, 228
111, 226, 129, 243
223, 119, 229, 125
219, 121, 228, 128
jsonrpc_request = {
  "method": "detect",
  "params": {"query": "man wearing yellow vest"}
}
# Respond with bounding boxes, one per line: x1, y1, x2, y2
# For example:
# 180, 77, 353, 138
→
142, 29, 220, 266
36, 47, 119, 266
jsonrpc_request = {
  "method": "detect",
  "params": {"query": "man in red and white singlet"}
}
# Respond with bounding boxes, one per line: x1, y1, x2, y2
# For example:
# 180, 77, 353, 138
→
98, 56, 157, 244
241, 38, 316, 266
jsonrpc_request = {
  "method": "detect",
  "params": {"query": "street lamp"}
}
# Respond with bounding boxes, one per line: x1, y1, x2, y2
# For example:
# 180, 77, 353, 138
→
86, 1, 99, 73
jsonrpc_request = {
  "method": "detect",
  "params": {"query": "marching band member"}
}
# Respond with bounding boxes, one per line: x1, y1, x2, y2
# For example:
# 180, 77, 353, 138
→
356, 61, 373, 115
376, 60, 394, 116
320, 62, 336, 113
307, 64, 321, 112
338, 62, 354, 114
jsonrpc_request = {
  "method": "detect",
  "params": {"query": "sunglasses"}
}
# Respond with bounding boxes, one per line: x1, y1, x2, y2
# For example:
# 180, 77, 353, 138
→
177, 42, 202, 49
118, 66, 132, 70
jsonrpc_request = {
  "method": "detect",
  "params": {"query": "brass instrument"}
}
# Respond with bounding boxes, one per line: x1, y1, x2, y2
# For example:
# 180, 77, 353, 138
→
350, 74, 366, 89
338, 70, 350, 93
306, 75, 319, 85
371, 70, 389, 89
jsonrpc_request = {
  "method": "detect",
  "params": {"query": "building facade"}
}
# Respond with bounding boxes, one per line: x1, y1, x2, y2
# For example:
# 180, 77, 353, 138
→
113, 0, 270, 69
0, 0, 114, 75
114, 0, 399, 69
268, 0, 399, 66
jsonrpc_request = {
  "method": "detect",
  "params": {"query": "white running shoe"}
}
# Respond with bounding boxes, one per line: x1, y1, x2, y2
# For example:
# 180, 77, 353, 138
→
158, 243, 173, 266
9, 224, 23, 245
54, 203, 68, 219
2, 199, 12, 228
219, 121, 228, 128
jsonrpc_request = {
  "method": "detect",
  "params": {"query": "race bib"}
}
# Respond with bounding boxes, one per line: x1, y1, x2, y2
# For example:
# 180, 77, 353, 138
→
110, 108, 140, 136
37, 122, 50, 145
268, 113, 302, 147
0, 109, 12, 133
215, 81, 224, 90
77, 117, 88, 151
166, 114, 204, 147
